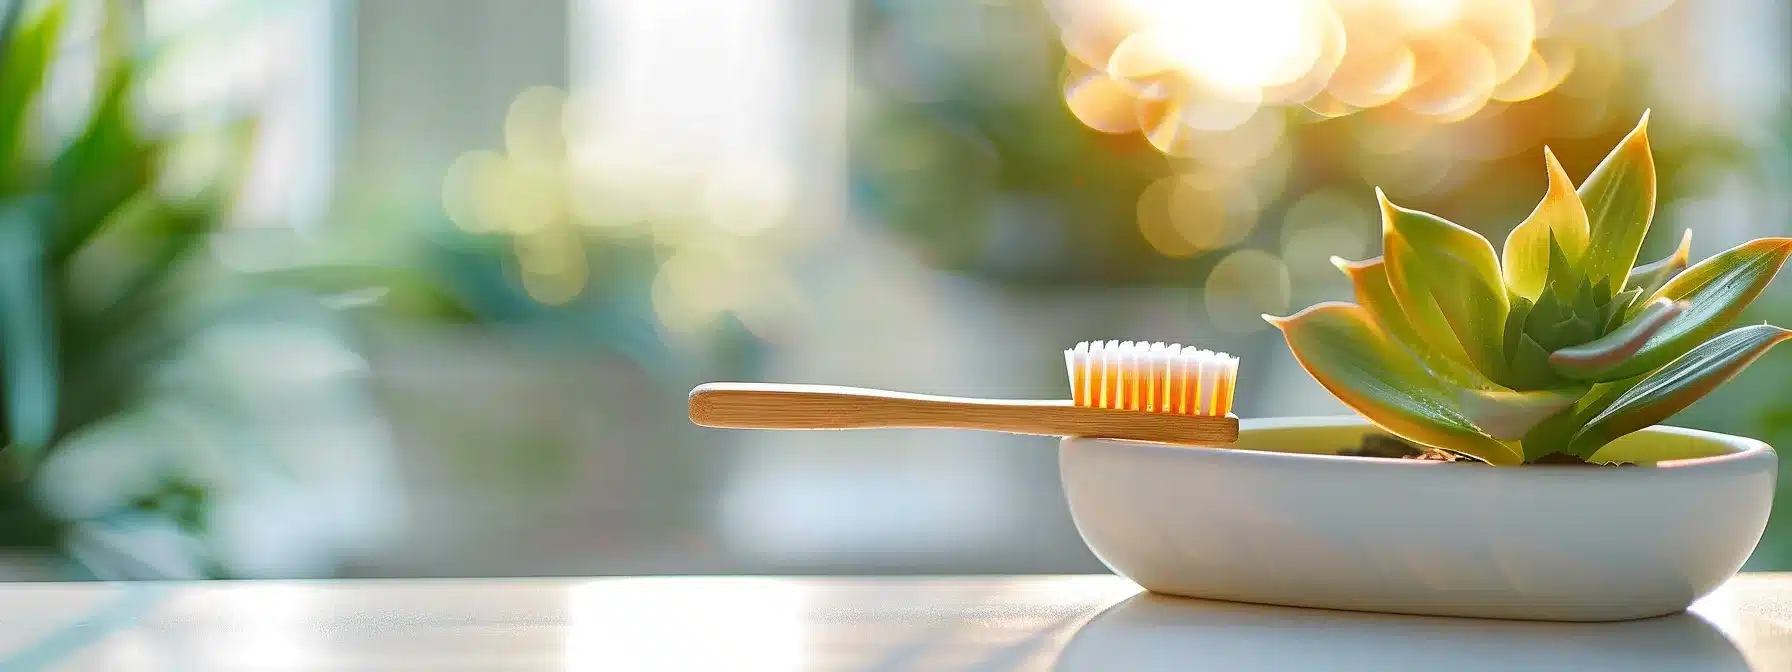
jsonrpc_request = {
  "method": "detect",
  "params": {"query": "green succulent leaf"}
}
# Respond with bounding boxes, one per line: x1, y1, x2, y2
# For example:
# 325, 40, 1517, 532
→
1457, 387, 1584, 441
1504, 332, 1558, 390
1570, 277, 1601, 317
1502, 148, 1590, 302
1544, 234, 1580, 302
1577, 111, 1656, 289
1519, 372, 1647, 462
1503, 295, 1531, 362
1266, 302, 1520, 465
1333, 256, 1491, 389
1570, 324, 1792, 456
1628, 229, 1692, 301
1548, 313, 1599, 349
1605, 287, 1642, 332
0, 199, 57, 459
1549, 298, 1686, 381
1380, 190, 1510, 380
1523, 287, 1579, 352
1598, 237, 1792, 380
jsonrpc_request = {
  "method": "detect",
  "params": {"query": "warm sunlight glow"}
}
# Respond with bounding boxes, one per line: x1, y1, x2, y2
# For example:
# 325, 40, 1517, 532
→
1049, 0, 1654, 151
1044, 0, 1676, 259
1123, 0, 1322, 93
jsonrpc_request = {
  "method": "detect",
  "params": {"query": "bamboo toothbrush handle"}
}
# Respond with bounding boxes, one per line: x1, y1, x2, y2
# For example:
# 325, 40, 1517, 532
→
688, 382, 1238, 445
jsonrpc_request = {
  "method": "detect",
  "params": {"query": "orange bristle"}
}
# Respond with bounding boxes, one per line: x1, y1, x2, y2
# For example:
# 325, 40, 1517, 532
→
1064, 341, 1239, 416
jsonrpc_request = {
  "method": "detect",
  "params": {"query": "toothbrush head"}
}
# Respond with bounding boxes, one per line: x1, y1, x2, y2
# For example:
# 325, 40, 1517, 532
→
1064, 341, 1239, 416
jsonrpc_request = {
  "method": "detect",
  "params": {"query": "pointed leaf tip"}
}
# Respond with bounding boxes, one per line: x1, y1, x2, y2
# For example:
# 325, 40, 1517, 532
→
1504, 141, 1592, 300
1331, 256, 1378, 275
1578, 110, 1657, 288
1266, 302, 1347, 329
1375, 188, 1395, 230
1627, 229, 1695, 302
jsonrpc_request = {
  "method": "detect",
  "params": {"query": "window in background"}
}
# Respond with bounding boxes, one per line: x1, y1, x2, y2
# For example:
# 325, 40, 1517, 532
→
569, 0, 800, 203
141, 0, 339, 230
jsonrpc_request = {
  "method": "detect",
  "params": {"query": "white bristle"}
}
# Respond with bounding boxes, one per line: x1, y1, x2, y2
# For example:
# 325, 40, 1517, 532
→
1063, 340, 1239, 416
1064, 348, 1077, 394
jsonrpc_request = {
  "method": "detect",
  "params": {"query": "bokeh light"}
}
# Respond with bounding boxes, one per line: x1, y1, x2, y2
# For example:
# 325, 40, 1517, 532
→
1038, 0, 1686, 272
440, 86, 806, 339
1053, 0, 1542, 129
1136, 174, 1263, 258
1279, 187, 1375, 284
1202, 249, 1291, 333
1049, 0, 1674, 143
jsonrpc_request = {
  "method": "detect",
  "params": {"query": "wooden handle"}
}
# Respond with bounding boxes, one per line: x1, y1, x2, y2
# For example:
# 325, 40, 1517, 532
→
688, 382, 1237, 445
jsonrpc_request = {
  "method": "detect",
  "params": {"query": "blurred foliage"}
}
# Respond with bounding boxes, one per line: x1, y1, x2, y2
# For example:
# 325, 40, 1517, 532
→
851, 0, 1176, 284
0, 0, 217, 565
849, 0, 1758, 290
274, 205, 772, 390
0, 3, 225, 482
0, 0, 400, 579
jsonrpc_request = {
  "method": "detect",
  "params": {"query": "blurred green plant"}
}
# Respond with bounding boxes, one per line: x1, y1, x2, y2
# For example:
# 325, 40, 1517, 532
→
0, 1, 407, 579
0, 1, 225, 467
0, 0, 233, 568
359, 212, 770, 384
1270, 114, 1792, 465
264, 199, 773, 388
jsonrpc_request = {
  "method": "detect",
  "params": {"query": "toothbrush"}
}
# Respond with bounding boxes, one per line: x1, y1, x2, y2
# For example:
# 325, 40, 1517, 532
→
688, 341, 1240, 445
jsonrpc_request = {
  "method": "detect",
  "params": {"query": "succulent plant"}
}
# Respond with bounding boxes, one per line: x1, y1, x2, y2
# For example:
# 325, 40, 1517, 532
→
1267, 113, 1792, 465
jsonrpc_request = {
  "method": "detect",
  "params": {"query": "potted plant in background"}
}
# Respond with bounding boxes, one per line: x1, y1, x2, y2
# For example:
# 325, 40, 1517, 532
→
0, 1, 406, 580
1059, 113, 1787, 621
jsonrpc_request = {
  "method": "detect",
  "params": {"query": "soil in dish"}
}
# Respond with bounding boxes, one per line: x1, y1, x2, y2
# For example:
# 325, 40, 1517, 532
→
1337, 433, 1638, 466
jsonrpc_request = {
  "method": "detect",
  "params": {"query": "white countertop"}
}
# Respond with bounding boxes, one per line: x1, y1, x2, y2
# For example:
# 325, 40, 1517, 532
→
1, 574, 1788, 670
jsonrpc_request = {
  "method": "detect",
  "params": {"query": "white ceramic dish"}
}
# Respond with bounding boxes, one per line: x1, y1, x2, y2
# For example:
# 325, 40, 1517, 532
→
1060, 416, 1777, 622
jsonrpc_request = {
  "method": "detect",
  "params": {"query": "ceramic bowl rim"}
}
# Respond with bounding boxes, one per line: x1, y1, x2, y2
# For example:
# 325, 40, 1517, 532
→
1063, 415, 1772, 470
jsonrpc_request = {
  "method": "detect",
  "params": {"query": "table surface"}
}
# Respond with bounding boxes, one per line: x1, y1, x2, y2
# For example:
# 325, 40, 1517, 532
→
1, 574, 1790, 671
